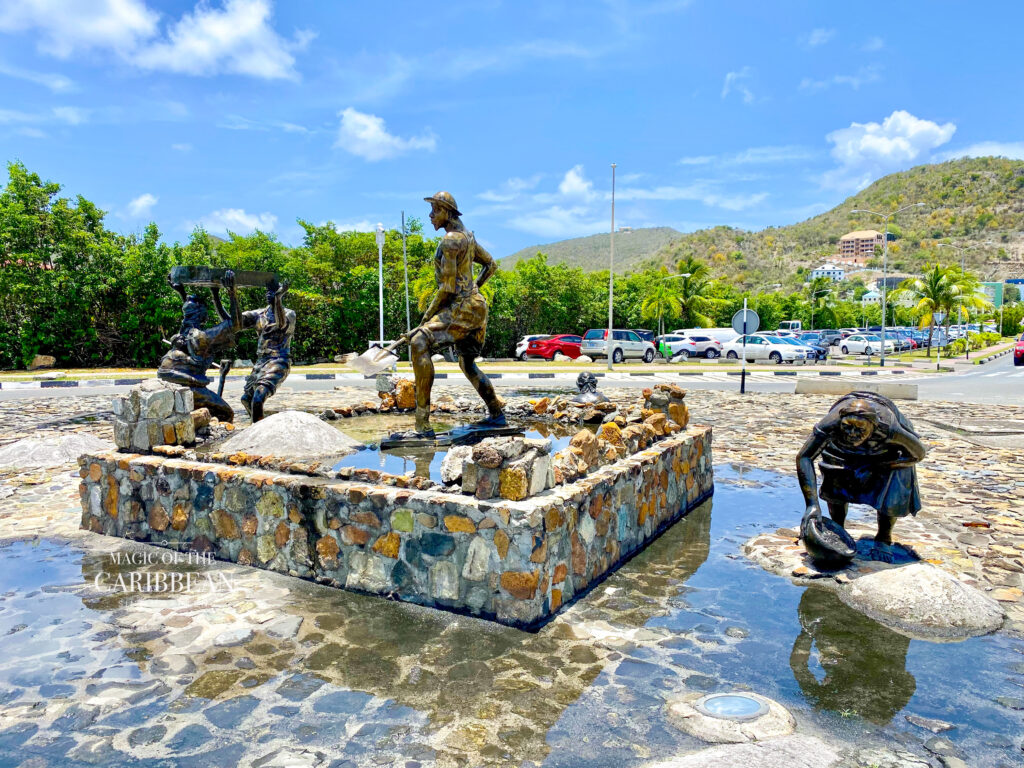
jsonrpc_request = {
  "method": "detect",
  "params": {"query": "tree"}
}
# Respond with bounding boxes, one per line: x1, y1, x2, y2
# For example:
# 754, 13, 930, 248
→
894, 264, 957, 358
640, 269, 682, 338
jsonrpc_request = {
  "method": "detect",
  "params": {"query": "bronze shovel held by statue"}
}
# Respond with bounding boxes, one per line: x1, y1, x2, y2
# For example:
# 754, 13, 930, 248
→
347, 328, 423, 376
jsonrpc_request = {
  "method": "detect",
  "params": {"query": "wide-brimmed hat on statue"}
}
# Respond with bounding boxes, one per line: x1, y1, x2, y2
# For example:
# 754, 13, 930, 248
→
424, 191, 462, 217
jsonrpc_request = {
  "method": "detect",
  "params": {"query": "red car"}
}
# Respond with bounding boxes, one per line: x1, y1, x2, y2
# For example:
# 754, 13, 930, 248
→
526, 334, 583, 360
1015, 332, 1024, 367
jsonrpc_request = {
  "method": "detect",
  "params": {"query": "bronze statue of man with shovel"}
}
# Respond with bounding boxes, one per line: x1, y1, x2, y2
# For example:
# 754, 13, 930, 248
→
408, 191, 505, 436
347, 192, 508, 441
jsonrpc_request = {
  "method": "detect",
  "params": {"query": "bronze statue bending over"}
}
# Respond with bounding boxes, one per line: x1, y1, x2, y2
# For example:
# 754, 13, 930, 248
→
797, 392, 926, 548
240, 280, 295, 423
158, 271, 241, 422
410, 191, 504, 435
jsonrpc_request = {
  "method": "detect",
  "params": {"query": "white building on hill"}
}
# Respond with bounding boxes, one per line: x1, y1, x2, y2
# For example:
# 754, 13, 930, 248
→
811, 263, 845, 282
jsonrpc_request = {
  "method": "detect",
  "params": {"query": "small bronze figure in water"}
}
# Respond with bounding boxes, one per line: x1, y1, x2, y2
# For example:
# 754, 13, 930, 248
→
409, 191, 504, 435
158, 271, 241, 422
240, 280, 295, 423
796, 392, 926, 558
571, 372, 609, 404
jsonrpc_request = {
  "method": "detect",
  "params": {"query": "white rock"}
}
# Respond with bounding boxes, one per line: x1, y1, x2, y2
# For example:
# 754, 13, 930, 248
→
554, 352, 571, 361
220, 410, 362, 458
646, 734, 840, 768
32, 371, 66, 380
839, 562, 1004, 639
0, 433, 115, 468
574, 355, 593, 364
440, 445, 472, 485
431, 561, 459, 600
431, 354, 446, 362
214, 628, 254, 646
462, 536, 491, 582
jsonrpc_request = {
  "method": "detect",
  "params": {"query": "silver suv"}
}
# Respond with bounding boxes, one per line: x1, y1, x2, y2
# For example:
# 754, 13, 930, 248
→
581, 329, 657, 363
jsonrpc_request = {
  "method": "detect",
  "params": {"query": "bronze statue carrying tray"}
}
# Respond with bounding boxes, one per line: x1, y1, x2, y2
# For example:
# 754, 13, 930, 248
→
169, 266, 277, 288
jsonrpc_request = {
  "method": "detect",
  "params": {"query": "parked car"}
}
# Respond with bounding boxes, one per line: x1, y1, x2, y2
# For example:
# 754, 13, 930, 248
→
840, 334, 895, 356
683, 333, 724, 359
581, 328, 657, 363
525, 334, 582, 360
515, 335, 548, 361
778, 320, 803, 333
1015, 332, 1024, 367
812, 329, 843, 346
656, 334, 699, 359
887, 330, 914, 352
670, 328, 740, 344
722, 334, 808, 364
795, 333, 831, 361
631, 329, 657, 344
776, 335, 826, 362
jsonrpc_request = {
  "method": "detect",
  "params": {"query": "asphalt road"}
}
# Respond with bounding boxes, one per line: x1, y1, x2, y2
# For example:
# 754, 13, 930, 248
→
0, 355, 1020, 405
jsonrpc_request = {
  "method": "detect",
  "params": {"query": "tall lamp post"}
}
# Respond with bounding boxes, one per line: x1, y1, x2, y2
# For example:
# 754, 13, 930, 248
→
375, 222, 385, 345
607, 163, 616, 371
809, 288, 832, 332
937, 241, 994, 360
400, 211, 411, 334
851, 203, 925, 367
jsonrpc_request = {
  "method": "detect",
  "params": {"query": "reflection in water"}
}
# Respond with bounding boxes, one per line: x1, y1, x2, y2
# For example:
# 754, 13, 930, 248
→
71, 499, 715, 765
789, 586, 915, 724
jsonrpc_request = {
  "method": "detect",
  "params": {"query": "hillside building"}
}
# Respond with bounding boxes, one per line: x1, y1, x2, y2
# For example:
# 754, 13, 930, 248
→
861, 290, 881, 305
830, 254, 870, 267
810, 263, 845, 282
839, 229, 884, 259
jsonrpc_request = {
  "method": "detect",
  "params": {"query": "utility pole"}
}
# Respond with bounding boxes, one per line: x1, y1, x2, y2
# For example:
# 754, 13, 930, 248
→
401, 211, 410, 334
607, 163, 616, 371
851, 203, 925, 367
375, 222, 385, 345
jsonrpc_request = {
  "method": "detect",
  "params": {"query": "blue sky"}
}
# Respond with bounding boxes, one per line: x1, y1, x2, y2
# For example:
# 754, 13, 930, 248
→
1, 0, 1022, 257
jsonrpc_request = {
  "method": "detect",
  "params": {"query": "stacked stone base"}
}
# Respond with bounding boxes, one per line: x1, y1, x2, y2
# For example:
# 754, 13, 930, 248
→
113, 380, 196, 452
79, 426, 713, 629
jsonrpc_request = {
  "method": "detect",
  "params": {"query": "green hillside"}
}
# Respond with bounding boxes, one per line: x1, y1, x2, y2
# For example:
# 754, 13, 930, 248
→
505, 157, 1024, 288
501, 226, 681, 272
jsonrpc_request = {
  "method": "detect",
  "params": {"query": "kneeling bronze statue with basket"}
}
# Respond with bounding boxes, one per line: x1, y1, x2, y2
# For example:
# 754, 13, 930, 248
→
796, 392, 926, 566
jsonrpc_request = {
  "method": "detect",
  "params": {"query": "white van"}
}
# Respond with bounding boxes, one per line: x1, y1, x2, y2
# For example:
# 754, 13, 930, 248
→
778, 320, 803, 333
670, 327, 740, 345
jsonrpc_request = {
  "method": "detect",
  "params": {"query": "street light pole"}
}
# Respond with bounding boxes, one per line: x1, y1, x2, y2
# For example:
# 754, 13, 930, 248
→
375, 222, 385, 345
607, 163, 616, 371
851, 203, 925, 367
401, 211, 410, 334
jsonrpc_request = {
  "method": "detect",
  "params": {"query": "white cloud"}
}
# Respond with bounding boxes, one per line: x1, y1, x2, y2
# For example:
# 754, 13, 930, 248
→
0, 61, 74, 91
558, 165, 597, 201
52, 106, 87, 124
132, 0, 309, 79
800, 65, 881, 92
862, 36, 884, 52
805, 28, 835, 47
721, 66, 755, 104
936, 141, 1024, 161
171, 142, 192, 152
0, 0, 308, 80
127, 193, 157, 216
479, 175, 543, 203
508, 206, 608, 239
615, 184, 768, 211
193, 207, 277, 234
0, 105, 86, 125
822, 110, 956, 190
678, 145, 814, 166
0, 0, 158, 57
332, 220, 374, 233
334, 108, 436, 162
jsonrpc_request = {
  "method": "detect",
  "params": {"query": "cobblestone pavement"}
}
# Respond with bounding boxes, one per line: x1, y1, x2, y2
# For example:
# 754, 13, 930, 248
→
1, 385, 1023, 767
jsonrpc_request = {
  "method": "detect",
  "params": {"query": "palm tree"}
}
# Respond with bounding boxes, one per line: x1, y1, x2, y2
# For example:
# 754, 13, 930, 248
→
805, 276, 837, 330
641, 269, 682, 339
673, 257, 720, 328
894, 264, 956, 358
946, 266, 992, 342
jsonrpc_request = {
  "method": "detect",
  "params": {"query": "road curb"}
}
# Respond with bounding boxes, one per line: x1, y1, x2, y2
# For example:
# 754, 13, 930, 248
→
976, 348, 1013, 365
0, 368, 917, 390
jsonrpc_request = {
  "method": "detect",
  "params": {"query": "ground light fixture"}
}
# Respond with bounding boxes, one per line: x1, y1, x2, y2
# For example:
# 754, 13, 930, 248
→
693, 692, 770, 721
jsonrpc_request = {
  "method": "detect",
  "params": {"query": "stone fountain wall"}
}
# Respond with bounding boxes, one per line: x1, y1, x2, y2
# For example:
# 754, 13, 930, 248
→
78, 426, 713, 629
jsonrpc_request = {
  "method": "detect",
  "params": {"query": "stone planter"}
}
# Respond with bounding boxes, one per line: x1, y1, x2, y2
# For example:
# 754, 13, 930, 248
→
79, 426, 713, 629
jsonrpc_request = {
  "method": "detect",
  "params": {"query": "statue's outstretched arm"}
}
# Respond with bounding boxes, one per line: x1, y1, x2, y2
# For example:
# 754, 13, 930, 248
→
796, 429, 828, 520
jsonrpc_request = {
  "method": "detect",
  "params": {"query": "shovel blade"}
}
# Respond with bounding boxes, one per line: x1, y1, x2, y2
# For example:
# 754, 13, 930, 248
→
347, 347, 399, 375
